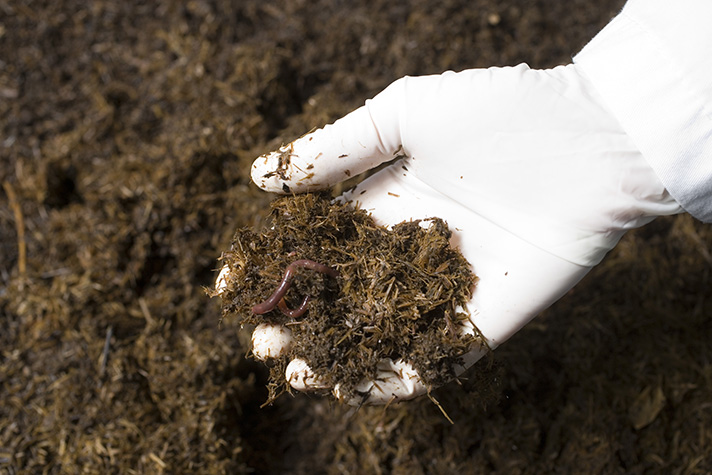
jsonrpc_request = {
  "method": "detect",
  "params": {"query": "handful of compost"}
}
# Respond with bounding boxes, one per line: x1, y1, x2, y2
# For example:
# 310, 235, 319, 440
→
213, 193, 484, 405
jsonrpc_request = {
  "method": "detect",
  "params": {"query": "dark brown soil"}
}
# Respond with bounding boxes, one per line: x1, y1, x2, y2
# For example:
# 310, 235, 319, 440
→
215, 193, 480, 403
2, 0, 711, 473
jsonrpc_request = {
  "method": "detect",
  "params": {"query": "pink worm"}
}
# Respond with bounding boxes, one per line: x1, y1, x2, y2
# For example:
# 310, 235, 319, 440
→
252, 259, 339, 317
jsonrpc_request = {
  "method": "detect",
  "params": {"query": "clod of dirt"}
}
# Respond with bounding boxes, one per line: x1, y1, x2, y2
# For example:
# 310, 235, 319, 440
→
212, 193, 485, 402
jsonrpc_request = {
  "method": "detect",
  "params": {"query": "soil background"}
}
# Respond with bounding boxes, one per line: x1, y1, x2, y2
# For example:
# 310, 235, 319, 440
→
2, 0, 711, 473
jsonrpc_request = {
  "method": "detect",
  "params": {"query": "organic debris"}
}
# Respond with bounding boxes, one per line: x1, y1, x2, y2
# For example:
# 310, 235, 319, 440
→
214, 193, 483, 402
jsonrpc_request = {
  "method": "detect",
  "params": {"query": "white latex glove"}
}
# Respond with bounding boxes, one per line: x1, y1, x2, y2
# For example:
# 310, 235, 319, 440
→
222, 63, 682, 404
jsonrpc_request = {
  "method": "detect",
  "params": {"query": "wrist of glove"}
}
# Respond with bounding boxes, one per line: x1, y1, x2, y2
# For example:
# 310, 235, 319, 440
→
227, 62, 682, 404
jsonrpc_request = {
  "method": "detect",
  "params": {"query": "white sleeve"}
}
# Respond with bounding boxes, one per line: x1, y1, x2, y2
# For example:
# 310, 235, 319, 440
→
573, 0, 712, 223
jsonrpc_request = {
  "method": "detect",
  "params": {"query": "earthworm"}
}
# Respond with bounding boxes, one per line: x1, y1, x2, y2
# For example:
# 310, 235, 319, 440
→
252, 259, 339, 317
277, 296, 311, 318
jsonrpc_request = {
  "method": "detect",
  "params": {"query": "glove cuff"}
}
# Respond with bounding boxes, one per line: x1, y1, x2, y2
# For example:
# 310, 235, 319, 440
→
574, 0, 712, 223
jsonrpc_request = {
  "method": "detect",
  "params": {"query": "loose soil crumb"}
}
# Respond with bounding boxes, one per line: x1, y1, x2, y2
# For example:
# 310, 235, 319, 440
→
213, 193, 484, 402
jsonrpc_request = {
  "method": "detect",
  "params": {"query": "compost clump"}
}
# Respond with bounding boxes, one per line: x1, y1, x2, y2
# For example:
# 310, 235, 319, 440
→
214, 193, 484, 402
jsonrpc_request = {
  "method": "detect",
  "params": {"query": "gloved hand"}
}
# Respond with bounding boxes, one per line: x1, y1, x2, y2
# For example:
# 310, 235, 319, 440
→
222, 63, 682, 404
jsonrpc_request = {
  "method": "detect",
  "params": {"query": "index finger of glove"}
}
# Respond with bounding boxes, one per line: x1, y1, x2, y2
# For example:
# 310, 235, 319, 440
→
250, 79, 407, 193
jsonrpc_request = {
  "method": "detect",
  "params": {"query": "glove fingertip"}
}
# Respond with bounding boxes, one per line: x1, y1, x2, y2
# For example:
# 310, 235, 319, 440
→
336, 359, 427, 406
250, 145, 324, 194
251, 323, 293, 360
286, 358, 330, 391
